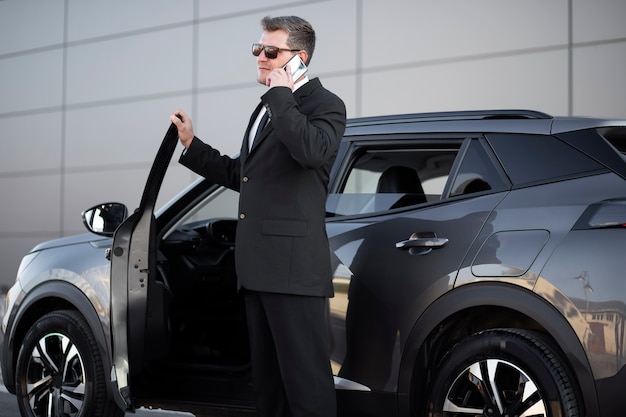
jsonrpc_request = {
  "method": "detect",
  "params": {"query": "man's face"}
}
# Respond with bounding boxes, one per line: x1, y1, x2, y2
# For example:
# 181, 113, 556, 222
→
255, 29, 295, 85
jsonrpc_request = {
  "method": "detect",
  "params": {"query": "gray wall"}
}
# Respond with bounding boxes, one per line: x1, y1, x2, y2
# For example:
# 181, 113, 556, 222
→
1, 0, 625, 289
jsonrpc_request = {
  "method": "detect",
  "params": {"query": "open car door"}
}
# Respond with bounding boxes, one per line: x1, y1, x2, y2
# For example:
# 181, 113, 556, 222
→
108, 121, 180, 410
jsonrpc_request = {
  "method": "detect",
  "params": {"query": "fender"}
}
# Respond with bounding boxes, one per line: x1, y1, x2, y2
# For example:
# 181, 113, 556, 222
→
397, 282, 600, 417
2, 280, 120, 406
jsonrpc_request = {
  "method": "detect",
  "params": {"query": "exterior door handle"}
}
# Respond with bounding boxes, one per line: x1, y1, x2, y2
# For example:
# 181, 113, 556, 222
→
396, 232, 448, 255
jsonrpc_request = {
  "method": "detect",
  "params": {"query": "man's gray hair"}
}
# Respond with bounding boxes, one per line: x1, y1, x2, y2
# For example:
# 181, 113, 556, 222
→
261, 16, 316, 64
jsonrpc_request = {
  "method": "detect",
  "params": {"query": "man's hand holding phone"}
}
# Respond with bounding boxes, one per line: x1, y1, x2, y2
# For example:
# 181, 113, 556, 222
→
266, 54, 308, 90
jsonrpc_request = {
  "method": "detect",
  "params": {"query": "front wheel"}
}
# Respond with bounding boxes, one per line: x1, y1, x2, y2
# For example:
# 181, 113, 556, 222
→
15, 310, 123, 417
426, 328, 580, 417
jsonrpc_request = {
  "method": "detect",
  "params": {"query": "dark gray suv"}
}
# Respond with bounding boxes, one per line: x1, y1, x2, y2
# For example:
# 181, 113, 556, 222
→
2, 110, 626, 417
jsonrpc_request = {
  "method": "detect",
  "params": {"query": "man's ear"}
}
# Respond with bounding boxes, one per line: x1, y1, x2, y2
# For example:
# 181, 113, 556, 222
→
299, 50, 309, 65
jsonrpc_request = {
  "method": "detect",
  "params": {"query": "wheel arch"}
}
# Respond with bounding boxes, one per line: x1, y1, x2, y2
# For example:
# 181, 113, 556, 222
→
3, 281, 115, 398
397, 282, 600, 417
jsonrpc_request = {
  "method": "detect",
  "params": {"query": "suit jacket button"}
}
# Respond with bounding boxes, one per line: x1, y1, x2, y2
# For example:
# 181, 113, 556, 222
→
242, 176, 249, 182
239, 213, 246, 220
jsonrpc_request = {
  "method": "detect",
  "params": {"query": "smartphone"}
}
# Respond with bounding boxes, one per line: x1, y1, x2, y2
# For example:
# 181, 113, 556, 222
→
283, 54, 308, 81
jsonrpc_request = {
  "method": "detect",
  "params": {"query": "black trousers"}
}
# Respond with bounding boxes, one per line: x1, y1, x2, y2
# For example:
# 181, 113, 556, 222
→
244, 290, 336, 417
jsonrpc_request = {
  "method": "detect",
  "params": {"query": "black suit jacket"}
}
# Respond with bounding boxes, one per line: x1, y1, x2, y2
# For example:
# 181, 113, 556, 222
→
180, 78, 346, 297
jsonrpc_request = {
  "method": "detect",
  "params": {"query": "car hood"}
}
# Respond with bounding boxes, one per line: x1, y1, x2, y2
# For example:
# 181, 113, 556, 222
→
30, 233, 111, 253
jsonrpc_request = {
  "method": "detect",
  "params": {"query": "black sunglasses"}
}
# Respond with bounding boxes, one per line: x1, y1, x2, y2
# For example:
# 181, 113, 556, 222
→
252, 43, 300, 59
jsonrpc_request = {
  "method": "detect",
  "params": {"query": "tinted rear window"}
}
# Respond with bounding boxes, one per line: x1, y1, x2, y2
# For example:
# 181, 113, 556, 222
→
449, 139, 508, 196
599, 126, 626, 157
487, 134, 605, 185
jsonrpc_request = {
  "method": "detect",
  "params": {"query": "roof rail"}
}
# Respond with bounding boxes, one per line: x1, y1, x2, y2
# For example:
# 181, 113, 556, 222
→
347, 109, 553, 127
480, 110, 552, 119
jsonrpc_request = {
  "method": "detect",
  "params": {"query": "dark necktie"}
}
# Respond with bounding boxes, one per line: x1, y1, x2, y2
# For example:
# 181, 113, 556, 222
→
251, 110, 269, 150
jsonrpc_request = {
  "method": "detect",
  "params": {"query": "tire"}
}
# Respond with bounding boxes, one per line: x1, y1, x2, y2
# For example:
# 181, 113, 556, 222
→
426, 328, 579, 417
15, 310, 124, 417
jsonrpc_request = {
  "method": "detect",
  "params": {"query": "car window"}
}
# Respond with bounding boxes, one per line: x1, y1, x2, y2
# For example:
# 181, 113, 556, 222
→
163, 186, 239, 237
599, 126, 626, 158
487, 133, 605, 185
448, 139, 508, 197
326, 142, 460, 216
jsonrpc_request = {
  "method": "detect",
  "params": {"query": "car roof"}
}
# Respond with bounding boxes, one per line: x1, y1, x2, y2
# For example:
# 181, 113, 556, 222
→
344, 109, 626, 137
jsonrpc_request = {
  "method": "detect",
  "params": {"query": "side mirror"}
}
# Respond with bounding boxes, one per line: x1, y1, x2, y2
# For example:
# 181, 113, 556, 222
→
82, 202, 128, 237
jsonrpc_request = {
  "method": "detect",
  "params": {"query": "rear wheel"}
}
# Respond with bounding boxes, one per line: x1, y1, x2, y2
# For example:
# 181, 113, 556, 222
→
426, 328, 580, 417
15, 310, 123, 417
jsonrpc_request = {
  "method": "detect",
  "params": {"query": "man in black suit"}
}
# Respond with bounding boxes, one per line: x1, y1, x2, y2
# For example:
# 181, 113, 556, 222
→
170, 15, 346, 417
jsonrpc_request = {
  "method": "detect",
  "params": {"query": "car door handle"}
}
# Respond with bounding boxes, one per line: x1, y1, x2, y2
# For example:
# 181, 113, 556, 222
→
396, 232, 448, 250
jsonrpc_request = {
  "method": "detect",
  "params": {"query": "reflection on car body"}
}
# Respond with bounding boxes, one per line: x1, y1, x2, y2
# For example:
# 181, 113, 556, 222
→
2, 109, 626, 417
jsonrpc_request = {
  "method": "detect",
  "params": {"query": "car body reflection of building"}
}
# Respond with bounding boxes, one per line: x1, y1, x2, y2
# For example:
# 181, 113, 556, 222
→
575, 298, 626, 376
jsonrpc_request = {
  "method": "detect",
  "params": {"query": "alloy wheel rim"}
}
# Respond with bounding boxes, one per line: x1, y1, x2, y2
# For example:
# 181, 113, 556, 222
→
443, 358, 547, 417
24, 332, 86, 417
